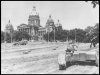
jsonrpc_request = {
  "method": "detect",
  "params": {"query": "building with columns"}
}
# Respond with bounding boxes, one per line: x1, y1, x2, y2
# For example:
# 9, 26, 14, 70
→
17, 6, 62, 41
17, 6, 40, 40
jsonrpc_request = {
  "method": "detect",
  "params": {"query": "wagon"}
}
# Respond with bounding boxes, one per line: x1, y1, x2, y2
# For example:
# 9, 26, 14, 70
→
19, 40, 28, 45
13, 40, 28, 46
58, 49, 99, 70
13, 42, 19, 46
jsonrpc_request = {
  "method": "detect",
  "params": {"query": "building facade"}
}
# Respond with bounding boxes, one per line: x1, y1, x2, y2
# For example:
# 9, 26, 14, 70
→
17, 6, 62, 41
17, 6, 40, 40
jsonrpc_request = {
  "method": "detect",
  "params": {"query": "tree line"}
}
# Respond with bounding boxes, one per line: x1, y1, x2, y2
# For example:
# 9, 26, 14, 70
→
1, 23, 99, 43
1, 30, 31, 43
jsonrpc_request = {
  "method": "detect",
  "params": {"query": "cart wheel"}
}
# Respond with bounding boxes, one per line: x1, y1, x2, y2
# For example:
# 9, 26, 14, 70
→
58, 53, 66, 70
59, 64, 66, 70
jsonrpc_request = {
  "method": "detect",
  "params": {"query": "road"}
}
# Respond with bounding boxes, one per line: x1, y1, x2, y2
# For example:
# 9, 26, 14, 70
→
1, 43, 99, 74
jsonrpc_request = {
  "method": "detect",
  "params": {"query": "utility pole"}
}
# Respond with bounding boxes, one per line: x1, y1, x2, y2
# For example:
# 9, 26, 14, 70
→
48, 27, 49, 43
75, 29, 76, 43
4, 24, 7, 52
4, 18, 7, 52
67, 31, 68, 42
11, 31, 12, 43
48, 32, 49, 42
11, 30, 13, 51
54, 27, 55, 42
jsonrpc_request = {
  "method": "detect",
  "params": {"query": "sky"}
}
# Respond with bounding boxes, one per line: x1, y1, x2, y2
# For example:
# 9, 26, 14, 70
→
1, 1, 99, 31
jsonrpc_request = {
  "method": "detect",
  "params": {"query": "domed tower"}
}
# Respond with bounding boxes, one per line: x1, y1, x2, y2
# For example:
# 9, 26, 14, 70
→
55, 20, 62, 31
28, 6, 40, 27
46, 15, 55, 32
46, 15, 54, 27
5, 20, 14, 33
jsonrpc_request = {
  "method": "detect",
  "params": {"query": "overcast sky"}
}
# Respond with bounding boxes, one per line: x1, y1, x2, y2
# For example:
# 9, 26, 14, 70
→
1, 1, 99, 31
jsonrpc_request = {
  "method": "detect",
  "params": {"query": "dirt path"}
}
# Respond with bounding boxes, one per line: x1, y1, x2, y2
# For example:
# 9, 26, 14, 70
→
1, 43, 99, 74
1, 44, 64, 74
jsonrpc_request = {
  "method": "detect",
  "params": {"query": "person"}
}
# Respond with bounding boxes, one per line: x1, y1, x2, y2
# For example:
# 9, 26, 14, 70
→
90, 36, 97, 48
65, 40, 78, 56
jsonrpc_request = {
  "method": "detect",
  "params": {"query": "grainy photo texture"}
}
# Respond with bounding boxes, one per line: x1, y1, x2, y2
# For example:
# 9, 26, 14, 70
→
1, 1, 99, 74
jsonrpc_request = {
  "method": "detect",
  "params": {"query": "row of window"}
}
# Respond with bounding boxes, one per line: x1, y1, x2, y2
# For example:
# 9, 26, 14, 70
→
38, 31, 46, 36
28, 20, 40, 25
18, 28, 31, 33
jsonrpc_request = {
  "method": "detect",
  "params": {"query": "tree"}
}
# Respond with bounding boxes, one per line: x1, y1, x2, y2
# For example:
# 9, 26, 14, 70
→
43, 29, 64, 42
43, 28, 87, 42
86, 1, 99, 8
1, 30, 14, 43
1, 31, 4, 43
83, 23, 99, 43
85, 1, 99, 43
13, 30, 31, 42
85, 26, 93, 33
68, 29, 86, 42
43, 33, 48, 41
5, 32, 11, 43
75, 29, 86, 42
89, 23, 99, 43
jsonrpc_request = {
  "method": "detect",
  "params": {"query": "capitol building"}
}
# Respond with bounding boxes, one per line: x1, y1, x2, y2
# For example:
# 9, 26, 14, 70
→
6, 6, 62, 41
